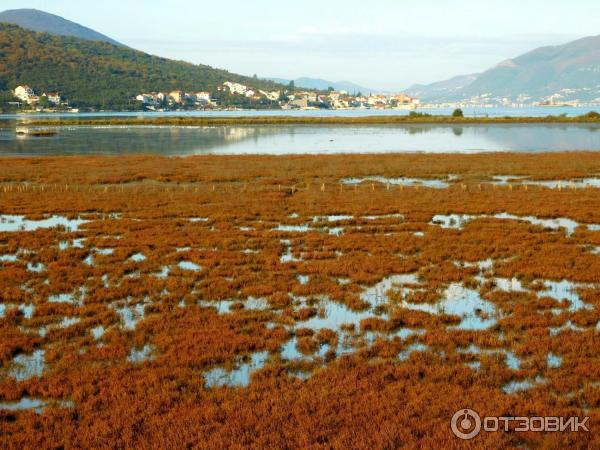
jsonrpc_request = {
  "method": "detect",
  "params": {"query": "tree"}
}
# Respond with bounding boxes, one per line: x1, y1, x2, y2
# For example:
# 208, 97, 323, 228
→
327, 86, 335, 92
452, 108, 464, 118
288, 80, 295, 91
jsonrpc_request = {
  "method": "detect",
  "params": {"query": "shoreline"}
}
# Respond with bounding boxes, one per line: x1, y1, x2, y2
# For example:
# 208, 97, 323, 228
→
16, 112, 600, 127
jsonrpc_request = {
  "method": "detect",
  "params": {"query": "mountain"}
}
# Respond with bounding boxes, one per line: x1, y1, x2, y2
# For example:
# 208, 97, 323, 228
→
405, 74, 478, 102
0, 23, 285, 109
267, 77, 375, 94
0, 8, 122, 46
406, 35, 600, 104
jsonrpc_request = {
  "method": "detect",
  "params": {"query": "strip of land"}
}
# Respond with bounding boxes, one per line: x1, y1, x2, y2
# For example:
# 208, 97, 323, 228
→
19, 111, 600, 127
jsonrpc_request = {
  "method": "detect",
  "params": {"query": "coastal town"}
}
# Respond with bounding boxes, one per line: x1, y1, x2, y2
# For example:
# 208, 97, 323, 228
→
11, 82, 600, 113
10, 82, 421, 112
135, 81, 422, 111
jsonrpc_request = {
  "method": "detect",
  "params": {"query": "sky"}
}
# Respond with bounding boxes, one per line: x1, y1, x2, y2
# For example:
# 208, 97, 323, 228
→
2, 0, 599, 91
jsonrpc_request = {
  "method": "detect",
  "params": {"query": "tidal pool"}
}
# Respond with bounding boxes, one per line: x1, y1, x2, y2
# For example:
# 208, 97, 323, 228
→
204, 351, 269, 388
430, 212, 582, 236
0, 254, 18, 262
398, 343, 429, 361
129, 253, 146, 262
458, 344, 521, 370
537, 280, 594, 312
341, 176, 451, 189
299, 298, 377, 331
430, 214, 476, 229
198, 297, 269, 314
127, 344, 155, 363
0, 397, 74, 414
547, 353, 563, 369
502, 376, 546, 394
491, 176, 600, 189
0, 215, 89, 232
114, 302, 146, 330
91, 325, 105, 340
399, 283, 497, 331
178, 261, 202, 271
9, 349, 46, 382
281, 338, 331, 362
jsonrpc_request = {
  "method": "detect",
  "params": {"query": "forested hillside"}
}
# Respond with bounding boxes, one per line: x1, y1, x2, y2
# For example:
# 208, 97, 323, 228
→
0, 24, 284, 109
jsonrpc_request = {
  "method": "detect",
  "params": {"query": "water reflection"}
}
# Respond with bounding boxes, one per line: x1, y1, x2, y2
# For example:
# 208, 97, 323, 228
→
0, 397, 74, 413
204, 351, 269, 388
9, 350, 46, 381
3, 123, 600, 156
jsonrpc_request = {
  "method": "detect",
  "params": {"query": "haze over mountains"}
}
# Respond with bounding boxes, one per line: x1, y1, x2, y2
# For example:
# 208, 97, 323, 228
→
266, 77, 376, 95
0, 8, 123, 46
406, 35, 600, 104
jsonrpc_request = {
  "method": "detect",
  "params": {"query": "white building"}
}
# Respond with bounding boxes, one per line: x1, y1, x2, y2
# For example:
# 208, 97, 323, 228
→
136, 93, 155, 104
194, 92, 211, 103
43, 92, 61, 104
13, 85, 39, 104
223, 81, 248, 95
259, 90, 281, 101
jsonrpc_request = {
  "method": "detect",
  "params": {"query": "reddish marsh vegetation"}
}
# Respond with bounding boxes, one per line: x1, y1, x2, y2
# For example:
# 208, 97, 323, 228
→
0, 153, 599, 448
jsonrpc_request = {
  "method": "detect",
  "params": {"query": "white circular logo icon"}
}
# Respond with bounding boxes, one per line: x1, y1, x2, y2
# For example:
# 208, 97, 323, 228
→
451, 409, 482, 440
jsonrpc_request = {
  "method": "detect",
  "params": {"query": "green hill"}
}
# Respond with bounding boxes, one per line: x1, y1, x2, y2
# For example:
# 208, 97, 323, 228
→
0, 23, 285, 109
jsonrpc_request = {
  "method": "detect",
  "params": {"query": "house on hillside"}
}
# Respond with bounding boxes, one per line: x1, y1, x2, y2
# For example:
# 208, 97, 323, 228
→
43, 92, 61, 105
259, 90, 281, 101
393, 93, 419, 106
13, 85, 39, 104
288, 97, 308, 109
136, 93, 154, 104
223, 82, 248, 95
168, 91, 184, 104
194, 92, 211, 103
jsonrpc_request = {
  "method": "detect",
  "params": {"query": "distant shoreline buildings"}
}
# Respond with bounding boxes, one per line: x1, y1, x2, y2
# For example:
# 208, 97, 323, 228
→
14, 81, 599, 113
13, 85, 62, 107
134, 82, 420, 111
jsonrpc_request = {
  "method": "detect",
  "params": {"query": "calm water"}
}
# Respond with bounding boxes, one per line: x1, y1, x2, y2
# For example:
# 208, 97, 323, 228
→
3, 105, 599, 121
3, 123, 600, 156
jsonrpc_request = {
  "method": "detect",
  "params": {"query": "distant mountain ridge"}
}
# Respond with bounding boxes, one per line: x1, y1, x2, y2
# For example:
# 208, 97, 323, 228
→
0, 8, 123, 46
266, 77, 376, 94
406, 35, 600, 104
405, 74, 478, 101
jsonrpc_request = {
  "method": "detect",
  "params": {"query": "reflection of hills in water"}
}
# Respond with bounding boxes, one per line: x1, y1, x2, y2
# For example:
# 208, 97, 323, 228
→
2, 123, 600, 155
1, 126, 288, 156
380, 123, 600, 151
448, 123, 600, 151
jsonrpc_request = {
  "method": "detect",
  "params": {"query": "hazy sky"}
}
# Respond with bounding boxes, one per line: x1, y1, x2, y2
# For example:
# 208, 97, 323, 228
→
2, 0, 599, 91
